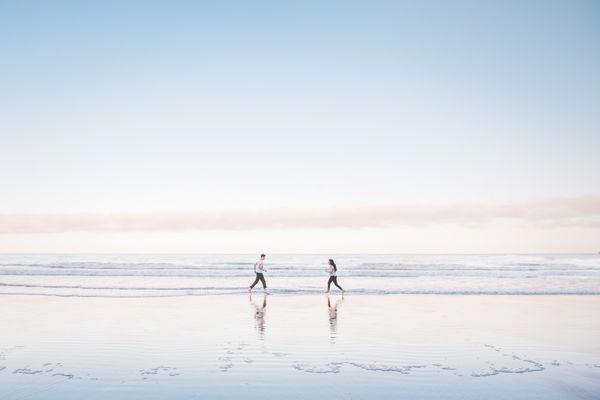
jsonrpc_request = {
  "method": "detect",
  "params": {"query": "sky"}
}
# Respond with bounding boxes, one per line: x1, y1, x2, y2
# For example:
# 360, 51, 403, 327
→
1, 0, 599, 253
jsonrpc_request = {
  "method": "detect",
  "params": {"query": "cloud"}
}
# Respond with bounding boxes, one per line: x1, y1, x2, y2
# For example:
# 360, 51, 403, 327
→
1, 196, 599, 234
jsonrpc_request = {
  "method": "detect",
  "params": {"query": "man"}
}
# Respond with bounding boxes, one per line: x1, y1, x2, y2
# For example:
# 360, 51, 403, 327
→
248, 253, 269, 294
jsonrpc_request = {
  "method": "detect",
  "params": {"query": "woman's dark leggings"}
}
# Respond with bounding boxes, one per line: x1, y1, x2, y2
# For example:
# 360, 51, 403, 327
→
250, 273, 267, 289
328, 276, 343, 291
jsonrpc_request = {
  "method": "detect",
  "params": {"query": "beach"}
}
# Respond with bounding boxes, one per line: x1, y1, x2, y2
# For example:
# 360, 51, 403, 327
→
1, 294, 599, 399
3, 0, 599, 398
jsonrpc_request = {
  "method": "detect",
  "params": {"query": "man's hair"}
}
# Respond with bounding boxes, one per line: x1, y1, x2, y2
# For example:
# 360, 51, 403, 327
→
260, 254, 266, 258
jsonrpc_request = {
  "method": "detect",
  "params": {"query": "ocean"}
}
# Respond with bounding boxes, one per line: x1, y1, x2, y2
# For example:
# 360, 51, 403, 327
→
1, 253, 599, 297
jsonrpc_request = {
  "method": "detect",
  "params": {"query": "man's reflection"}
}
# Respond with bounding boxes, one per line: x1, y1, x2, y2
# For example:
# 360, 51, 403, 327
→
249, 294, 267, 339
327, 295, 344, 343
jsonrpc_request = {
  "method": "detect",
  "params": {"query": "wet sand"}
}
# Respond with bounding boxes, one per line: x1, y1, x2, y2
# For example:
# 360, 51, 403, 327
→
1, 295, 599, 399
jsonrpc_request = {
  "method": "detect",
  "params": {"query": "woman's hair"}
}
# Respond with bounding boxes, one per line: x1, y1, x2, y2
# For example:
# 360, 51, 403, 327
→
329, 259, 337, 271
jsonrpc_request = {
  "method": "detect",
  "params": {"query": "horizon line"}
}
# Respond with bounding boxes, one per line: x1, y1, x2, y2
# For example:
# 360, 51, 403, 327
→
0, 252, 598, 256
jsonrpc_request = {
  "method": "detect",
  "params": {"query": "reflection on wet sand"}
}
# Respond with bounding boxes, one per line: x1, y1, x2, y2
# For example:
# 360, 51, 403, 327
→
327, 295, 344, 343
1, 295, 599, 399
249, 294, 267, 339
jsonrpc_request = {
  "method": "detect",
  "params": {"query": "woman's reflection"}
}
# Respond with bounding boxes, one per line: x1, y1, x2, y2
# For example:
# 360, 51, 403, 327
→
327, 295, 344, 343
249, 294, 267, 339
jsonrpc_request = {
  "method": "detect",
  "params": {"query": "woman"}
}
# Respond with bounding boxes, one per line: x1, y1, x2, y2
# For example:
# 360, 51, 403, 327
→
326, 259, 344, 293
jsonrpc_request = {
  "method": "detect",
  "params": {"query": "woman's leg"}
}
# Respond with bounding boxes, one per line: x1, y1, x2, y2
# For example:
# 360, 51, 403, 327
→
333, 277, 344, 291
250, 274, 260, 289
327, 276, 334, 291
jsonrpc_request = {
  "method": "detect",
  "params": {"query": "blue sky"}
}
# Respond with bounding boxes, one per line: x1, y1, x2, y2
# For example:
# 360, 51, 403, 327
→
1, 1, 599, 252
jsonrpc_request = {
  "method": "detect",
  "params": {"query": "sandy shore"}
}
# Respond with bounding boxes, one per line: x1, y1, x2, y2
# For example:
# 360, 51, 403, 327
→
1, 294, 599, 399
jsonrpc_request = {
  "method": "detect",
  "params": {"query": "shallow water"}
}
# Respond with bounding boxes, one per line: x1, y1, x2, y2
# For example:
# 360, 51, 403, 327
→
0, 295, 599, 399
1, 254, 599, 296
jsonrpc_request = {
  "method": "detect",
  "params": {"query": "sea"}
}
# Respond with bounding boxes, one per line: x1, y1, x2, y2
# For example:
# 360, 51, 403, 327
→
1, 253, 599, 297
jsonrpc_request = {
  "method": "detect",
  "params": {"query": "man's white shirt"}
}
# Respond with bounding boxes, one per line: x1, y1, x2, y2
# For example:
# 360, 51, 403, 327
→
255, 260, 265, 273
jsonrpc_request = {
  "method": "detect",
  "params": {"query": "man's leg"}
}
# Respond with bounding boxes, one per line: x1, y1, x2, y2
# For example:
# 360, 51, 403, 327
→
259, 273, 267, 289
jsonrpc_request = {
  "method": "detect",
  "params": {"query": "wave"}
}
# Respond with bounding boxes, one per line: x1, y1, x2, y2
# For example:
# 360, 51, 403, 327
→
1, 269, 598, 278
1, 254, 599, 297
1, 283, 599, 297
2, 262, 597, 271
